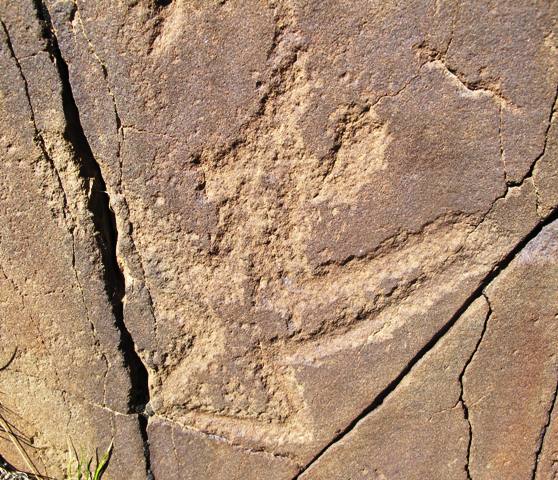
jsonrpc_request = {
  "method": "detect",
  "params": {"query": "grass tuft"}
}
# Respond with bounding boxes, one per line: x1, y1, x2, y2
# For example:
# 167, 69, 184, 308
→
66, 440, 113, 480
1, 351, 113, 479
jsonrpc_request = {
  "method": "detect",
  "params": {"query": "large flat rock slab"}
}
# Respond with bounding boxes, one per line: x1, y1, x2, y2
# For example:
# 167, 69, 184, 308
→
0, 0, 556, 478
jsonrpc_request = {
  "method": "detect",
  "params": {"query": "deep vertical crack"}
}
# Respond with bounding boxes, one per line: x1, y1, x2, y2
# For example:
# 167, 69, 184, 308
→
71, 0, 159, 361
513, 83, 558, 188
292, 206, 558, 479
531, 374, 558, 480
139, 415, 153, 480
31, 0, 152, 476
458, 294, 491, 480
1, 13, 113, 409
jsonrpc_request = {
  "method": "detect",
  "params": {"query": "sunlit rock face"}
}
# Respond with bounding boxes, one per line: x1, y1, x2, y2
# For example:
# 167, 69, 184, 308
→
0, 1, 557, 478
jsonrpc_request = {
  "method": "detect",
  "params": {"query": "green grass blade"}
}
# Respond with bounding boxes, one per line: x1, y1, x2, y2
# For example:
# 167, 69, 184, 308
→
93, 441, 113, 480
67, 439, 74, 480
86, 457, 93, 480
65, 438, 113, 480
76, 458, 83, 480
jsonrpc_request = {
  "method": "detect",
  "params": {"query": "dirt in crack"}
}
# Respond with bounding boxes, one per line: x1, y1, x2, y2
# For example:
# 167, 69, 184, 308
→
33, 0, 150, 415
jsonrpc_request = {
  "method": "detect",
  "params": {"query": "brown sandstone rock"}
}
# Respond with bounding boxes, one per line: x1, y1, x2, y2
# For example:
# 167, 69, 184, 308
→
0, 2, 146, 478
0, 0, 556, 479
301, 220, 558, 479
299, 296, 490, 480
465, 221, 558, 479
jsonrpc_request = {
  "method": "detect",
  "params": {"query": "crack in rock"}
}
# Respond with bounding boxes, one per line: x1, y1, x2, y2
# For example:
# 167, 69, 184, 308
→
293, 205, 558, 479
458, 294, 492, 480
29, 0, 154, 476
531, 374, 558, 480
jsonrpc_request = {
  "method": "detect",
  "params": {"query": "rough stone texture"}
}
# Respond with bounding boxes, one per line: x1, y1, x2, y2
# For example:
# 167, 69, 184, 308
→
536, 391, 558, 480
0, 0, 556, 479
465, 221, 558, 479
301, 221, 558, 479
299, 296, 489, 480
0, 1, 148, 478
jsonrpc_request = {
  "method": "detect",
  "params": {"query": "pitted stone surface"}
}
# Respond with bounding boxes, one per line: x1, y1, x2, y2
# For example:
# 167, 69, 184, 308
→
0, 0, 557, 479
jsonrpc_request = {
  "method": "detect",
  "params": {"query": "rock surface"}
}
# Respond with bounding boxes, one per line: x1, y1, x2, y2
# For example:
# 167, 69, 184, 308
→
0, 0, 556, 479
